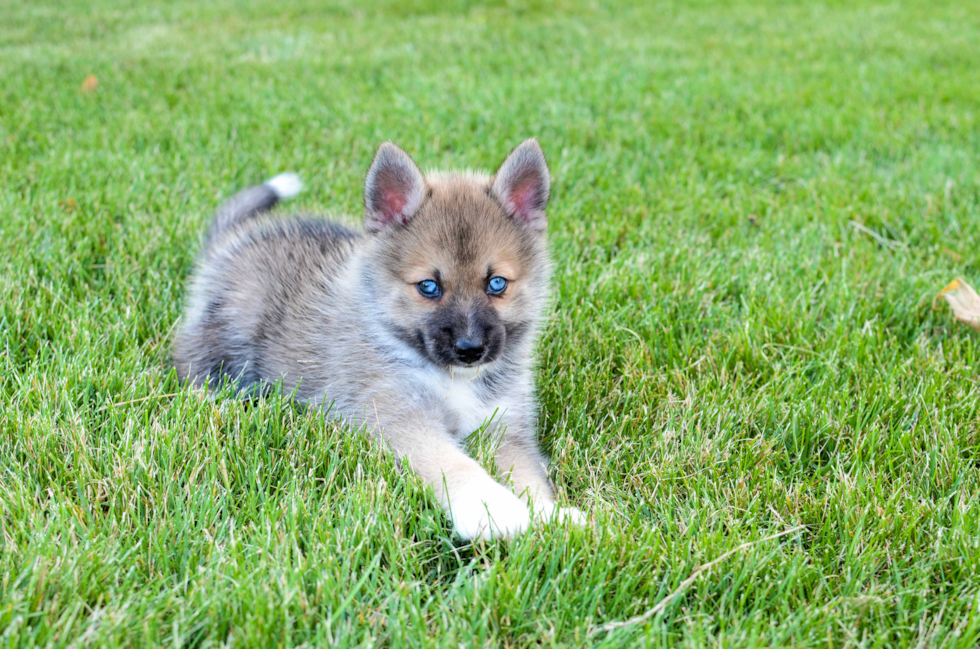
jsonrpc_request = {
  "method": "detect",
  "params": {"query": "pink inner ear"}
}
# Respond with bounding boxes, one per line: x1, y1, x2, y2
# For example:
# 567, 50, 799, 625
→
507, 179, 538, 221
382, 190, 408, 222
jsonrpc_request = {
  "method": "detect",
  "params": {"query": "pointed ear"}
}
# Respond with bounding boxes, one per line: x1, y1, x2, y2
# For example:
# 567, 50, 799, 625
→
491, 139, 550, 231
364, 142, 426, 233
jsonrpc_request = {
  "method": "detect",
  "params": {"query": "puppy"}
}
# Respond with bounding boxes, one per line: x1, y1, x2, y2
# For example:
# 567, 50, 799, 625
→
174, 140, 584, 539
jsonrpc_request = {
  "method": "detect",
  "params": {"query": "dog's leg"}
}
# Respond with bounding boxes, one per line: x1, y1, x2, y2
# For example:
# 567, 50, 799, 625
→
383, 426, 531, 540
494, 427, 587, 527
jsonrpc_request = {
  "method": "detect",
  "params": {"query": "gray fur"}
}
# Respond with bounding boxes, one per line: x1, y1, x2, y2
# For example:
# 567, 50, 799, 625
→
174, 141, 584, 539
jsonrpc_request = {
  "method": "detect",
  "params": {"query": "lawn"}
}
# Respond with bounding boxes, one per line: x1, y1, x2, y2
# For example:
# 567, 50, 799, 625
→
3, 0, 980, 646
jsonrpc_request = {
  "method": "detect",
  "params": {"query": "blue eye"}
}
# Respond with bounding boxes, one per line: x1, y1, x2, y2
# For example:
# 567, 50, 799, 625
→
487, 276, 507, 295
417, 280, 441, 298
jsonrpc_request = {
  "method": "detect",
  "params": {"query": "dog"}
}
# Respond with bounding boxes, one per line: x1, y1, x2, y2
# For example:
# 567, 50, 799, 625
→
174, 139, 585, 540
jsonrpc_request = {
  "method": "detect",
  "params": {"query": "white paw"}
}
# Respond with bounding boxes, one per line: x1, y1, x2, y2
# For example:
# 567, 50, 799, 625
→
532, 502, 588, 527
554, 506, 587, 526
448, 479, 531, 541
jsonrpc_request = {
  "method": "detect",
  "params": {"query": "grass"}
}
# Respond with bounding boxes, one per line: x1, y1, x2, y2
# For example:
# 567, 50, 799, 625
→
2, 0, 980, 645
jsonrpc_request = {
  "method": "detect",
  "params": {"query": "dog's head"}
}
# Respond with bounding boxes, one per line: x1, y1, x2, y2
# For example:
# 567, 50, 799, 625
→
361, 140, 551, 370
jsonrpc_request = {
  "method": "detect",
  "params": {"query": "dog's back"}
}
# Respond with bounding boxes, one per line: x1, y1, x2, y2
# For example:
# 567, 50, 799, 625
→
174, 175, 359, 397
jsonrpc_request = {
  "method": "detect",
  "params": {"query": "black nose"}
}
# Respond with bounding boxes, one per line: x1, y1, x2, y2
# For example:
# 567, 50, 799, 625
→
454, 338, 485, 364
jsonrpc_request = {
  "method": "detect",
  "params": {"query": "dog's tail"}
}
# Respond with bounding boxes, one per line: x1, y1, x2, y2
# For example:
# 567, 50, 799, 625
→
203, 172, 303, 250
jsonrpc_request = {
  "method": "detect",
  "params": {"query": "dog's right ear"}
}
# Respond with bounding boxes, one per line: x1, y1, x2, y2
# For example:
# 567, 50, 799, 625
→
364, 142, 426, 233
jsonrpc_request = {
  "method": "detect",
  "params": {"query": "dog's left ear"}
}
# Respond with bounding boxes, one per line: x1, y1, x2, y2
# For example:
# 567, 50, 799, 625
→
491, 139, 550, 231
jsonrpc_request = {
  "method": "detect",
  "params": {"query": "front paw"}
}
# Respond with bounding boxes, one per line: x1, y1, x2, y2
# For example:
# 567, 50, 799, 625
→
448, 479, 531, 541
532, 501, 588, 527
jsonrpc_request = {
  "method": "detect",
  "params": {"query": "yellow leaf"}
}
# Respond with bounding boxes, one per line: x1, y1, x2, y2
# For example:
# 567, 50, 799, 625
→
60, 197, 79, 213
80, 74, 98, 93
934, 278, 980, 330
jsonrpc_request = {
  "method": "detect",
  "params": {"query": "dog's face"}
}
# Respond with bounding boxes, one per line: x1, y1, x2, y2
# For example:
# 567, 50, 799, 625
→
362, 140, 551, 370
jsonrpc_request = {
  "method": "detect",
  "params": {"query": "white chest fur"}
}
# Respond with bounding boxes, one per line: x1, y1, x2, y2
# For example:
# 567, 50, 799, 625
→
426, 368, 504, 435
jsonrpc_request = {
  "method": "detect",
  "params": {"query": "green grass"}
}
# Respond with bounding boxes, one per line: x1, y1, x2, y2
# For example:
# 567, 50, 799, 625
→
3, 0, 980, 645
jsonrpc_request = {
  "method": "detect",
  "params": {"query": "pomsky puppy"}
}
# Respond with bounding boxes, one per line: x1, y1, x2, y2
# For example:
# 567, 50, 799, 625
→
174, 140, 585, 540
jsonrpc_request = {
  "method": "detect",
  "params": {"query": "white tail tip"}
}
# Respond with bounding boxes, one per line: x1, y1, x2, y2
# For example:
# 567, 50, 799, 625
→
265, 172, 303, 200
